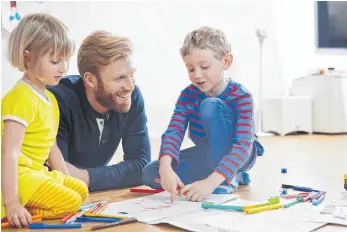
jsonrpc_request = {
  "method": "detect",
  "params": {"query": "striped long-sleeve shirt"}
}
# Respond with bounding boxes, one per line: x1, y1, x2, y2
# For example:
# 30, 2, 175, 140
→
159, 79, 264, 184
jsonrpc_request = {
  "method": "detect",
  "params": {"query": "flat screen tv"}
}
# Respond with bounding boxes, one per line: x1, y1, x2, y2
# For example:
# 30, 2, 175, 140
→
316, 1, 347, 49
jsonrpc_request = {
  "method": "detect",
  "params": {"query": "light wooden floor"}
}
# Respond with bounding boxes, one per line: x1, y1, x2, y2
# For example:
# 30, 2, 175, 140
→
3, 135, 347, 231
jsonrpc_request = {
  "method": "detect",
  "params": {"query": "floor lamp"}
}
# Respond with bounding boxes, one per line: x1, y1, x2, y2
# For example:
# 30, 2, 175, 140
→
255, 28, 272, 136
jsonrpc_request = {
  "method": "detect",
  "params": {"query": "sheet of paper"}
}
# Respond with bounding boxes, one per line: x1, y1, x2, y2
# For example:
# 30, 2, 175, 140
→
299, 192, 347, 226
102, 191, 238, 223
154, 210, 234, 232
154, 198, 253, 232
193, 198, 326, 232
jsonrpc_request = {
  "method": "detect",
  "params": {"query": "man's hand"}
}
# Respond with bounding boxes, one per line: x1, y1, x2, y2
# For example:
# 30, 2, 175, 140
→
65, 162, 90, 186
179, 172, 225, 202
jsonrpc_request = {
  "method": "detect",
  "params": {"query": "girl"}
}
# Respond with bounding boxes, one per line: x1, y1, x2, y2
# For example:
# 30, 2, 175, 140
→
1, 13, 88, 228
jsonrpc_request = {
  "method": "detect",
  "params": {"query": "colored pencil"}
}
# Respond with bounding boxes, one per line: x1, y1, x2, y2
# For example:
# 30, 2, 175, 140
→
62, 214, 73, 223
130, 188, 165, 193
88, 202, 102, 214
95, 202, 108, 214
83, 213, 128, 219
1, 216, 42, 228
1, 215, 41, 223
244, 203, 283, 214
90, 217, 137, 231
64, 210, 87, 224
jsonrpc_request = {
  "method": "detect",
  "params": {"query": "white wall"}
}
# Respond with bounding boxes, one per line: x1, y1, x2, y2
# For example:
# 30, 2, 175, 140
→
1, 1, 283, 139
2, 1, 345, 139
275, 1, 347, 93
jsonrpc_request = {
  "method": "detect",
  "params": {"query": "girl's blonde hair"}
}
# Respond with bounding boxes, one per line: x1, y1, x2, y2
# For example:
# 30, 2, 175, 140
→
8, 13, 75, 72
77, 30, 132, 77
180, 26, 231, 60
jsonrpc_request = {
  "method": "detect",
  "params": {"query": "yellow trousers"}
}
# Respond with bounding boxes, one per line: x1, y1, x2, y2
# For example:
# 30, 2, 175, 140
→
24, 175, 88, 219
1, 175, 88, 220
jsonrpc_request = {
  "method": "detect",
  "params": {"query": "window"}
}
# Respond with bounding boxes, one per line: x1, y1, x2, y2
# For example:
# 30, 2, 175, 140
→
316, 1, 347, 49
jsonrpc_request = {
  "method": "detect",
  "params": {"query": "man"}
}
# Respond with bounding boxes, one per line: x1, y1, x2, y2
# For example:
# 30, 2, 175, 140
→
48, 31, 151, 192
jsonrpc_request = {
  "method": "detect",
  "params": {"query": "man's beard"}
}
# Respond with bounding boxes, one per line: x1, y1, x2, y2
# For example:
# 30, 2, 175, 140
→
95, 83, 132, 113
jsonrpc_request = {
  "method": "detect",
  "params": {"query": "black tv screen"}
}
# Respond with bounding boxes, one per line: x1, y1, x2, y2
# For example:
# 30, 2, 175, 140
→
316, 1, 347, 49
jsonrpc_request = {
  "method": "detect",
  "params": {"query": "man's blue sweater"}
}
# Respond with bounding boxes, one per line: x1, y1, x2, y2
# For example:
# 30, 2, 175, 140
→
47, 75, 151, 192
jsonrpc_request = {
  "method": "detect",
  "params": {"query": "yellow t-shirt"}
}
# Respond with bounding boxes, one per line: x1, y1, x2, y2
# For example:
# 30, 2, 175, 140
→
1, 80, 60, 166
1, 80, 65, 218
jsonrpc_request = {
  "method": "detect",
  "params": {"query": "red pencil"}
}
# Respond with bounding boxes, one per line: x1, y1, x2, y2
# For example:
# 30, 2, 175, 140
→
87, 202, 102, 214
130, 188, 165, 193
62, 214, 73, 223
91, 203, 103, 214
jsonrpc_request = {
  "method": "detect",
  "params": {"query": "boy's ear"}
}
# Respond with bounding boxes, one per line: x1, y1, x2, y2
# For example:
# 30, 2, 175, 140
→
23, 50, 32, 69
83, 72, 98, 88
223, 53, 233, 70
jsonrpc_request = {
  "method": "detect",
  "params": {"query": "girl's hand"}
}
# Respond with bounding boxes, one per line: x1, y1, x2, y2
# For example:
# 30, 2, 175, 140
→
5, 202, 32, 228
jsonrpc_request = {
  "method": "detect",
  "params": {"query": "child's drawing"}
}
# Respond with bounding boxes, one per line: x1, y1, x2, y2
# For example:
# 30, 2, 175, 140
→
102, 192, 238, 224
132, 194, 180, 212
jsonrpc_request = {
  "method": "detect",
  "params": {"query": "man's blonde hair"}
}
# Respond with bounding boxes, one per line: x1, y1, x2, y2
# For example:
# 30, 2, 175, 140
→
8, 13, 75, 72
180, 26, 231, 60
77, 31, 132, 77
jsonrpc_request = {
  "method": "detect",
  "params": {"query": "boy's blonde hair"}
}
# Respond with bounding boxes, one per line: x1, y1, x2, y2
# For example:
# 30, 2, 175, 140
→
8, 13, 75, 72
77, 30, 132, 77
180, 26, 231, 60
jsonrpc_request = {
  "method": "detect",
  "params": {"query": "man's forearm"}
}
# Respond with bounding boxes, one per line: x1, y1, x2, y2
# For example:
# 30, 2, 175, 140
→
65, 162, 90, 186
87, 158, 148, 192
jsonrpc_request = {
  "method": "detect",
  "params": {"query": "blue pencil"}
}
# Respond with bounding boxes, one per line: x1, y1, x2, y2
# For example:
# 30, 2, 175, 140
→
29, 223, 82, 229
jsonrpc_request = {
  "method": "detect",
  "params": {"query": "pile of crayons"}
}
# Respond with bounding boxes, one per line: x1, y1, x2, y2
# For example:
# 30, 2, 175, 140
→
1, 201, 137, 230
61, 200, 129, 223
201, 184, 327, 214
280, 191, 326, 206
201, 197, 284, 214
280, 184, 326, 206
60, 200, 137, 231
201, 196, 305, 214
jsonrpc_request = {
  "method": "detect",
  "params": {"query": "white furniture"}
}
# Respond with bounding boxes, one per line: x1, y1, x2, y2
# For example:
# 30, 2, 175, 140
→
290, 75, 347, 133
262, 96, 313, 136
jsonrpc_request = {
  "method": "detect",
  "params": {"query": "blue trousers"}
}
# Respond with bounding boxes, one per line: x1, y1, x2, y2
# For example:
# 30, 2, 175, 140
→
142, 98, 256, 189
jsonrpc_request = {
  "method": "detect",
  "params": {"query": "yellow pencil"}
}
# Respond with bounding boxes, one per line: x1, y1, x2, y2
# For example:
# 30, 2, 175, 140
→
83, 213, 128, 219
244, 204, 282, 214
244, 197, 280, 210
243, 202, 272, 210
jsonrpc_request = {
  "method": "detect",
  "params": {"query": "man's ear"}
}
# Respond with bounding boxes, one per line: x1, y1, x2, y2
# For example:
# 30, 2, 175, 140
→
83, 72, 98, 88
223, 53, 233, 70
24, 50, 32, 69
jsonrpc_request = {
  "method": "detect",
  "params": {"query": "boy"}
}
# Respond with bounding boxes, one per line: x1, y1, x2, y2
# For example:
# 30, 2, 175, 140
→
142, 26, 264, 202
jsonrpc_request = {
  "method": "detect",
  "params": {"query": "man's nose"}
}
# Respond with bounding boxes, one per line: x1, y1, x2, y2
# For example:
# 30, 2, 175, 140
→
124, 76, 134, 92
